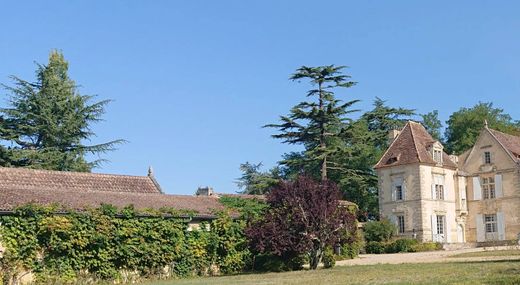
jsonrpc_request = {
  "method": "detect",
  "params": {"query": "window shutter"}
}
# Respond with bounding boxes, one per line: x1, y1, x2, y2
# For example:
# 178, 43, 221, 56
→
495, 174, 503, 198
440, 176, 446, 201
431, 215, 437, 241
402, 181, 406, 200
390, 215, 398, 230
391, 184, 396, 201
497, 212, 505, 241
445, 216, 451, 243
473, 177, 482, 200
431, 184, 436, 200
476, 214, 484, 242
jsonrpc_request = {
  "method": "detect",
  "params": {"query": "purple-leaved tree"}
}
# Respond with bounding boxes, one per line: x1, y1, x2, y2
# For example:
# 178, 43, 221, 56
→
246, 175, 357, 270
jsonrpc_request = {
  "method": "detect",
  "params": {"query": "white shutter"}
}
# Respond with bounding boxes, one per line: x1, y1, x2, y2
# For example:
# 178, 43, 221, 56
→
431, 215, 437, 241
431, 184, 436, 200
391, 184, 396, 201
402, 181, 406, 200
495, 174, 503, 198
390, 215, 398, 232
473, 177, 482, 200
476, 214, 485, 242
440, 176, 446, 201
446, 216, 451, 243
497, 212, 505, 241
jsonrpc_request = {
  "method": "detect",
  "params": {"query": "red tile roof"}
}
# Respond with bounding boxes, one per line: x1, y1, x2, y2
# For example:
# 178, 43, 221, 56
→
0, 167, 227, 218
374, 121, 457, 169
0, 187, 224, 217
488, 129, 520, 161
0, 167, 161, 194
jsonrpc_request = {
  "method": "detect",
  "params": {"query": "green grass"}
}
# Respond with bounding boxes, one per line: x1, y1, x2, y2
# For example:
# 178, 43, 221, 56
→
141, 260, 520, 285
449, 249, 520, 258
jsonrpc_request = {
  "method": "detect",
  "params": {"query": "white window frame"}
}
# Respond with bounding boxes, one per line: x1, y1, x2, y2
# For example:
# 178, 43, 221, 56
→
432, 175, 445, 201
433, 149, 443, 164
484, 214, 499, 241
484, 214, 497, 233
435, 184, 444, 200
436, 215, 445, 235
482, 176, 496, 200
391, 177, 405, 202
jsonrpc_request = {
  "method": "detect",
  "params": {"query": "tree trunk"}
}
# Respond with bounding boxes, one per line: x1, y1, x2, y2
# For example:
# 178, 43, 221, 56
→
318, 81, 327, 181
321, 155, 327, 181
309, 241, 324, 270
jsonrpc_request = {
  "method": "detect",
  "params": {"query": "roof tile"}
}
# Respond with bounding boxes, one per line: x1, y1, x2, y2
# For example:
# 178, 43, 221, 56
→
488, 129, 520, 161
374, 121, 457, 169
0, 167, 161, 194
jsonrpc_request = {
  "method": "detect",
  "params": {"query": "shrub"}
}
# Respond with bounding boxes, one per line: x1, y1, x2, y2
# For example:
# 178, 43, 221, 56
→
339, 239, 363, 259
363, 219, 396, 242
411, 242, 443, 252
385, 238, 419, 253
365, 241, 386, 254
322, 247, 336, 269
252, 254, 305, 272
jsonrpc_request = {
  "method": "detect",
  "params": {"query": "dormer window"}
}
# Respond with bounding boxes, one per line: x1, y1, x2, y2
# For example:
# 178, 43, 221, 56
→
430, 141, 444, 165
433, 149, 443, 164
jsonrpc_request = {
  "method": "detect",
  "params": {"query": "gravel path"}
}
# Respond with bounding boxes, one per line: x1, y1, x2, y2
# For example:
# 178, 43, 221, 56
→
336, 246, 520, 266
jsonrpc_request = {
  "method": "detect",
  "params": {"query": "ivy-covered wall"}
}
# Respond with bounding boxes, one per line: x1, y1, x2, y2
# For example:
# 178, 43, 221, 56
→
0, 204, 250, 284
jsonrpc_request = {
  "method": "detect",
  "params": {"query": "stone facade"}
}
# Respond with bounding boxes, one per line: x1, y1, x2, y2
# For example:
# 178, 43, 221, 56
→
376, 121, 520, 244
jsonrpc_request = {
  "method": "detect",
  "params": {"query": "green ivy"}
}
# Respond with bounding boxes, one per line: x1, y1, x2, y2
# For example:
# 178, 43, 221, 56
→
0, 204, 250, 284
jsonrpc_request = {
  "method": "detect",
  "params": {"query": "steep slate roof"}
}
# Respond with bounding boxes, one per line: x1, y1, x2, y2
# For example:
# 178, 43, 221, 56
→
0, 167, 161, 194
374, 121, 457, 169
488, 128, 520, 161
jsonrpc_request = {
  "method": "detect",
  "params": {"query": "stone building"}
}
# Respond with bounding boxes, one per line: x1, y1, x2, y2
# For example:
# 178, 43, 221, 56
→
375, 121, 520, 244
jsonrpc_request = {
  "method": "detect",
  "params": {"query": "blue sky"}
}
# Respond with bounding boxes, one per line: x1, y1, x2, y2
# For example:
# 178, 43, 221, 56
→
1, 1, 519, 195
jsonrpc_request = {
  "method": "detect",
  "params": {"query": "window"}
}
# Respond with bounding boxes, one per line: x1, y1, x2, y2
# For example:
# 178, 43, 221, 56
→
433, 149, 443, 164
436, 215, 445, 235
397, 215, 405, 234
433, 175, 445, 200
482, 177, 496, 199
484, 214, 497, 233
396, 185, 403, 201
392, 178, 404, 201
484, 152, 491, 164
435, 184, 444, 200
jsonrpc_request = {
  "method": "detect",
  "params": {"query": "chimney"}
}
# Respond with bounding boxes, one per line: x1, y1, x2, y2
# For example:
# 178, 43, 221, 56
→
196, 186, 214, 196
388, 129, 401, 145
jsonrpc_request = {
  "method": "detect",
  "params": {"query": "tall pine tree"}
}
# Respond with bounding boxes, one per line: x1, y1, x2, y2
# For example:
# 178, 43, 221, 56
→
0, 50, 123, 172
265, 65, 358, 181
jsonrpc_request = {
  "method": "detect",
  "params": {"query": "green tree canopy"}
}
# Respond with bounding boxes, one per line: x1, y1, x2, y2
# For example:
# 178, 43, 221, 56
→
0, 50, 124, 171
360, 97, 415, 150
421, 110, 443, 142
265, 65, 358, 181
445, 102, 520, 154
236, 162, 281, 195
336, 99, 413, 220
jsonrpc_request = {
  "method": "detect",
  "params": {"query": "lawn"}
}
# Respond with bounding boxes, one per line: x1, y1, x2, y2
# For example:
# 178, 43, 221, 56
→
142, 260, 520, 285
449, 249, 520, 258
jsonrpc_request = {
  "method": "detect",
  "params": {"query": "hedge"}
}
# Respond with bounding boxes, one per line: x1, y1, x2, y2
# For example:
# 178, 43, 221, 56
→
0, 204, 250, 284
365, 239, 443, 254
